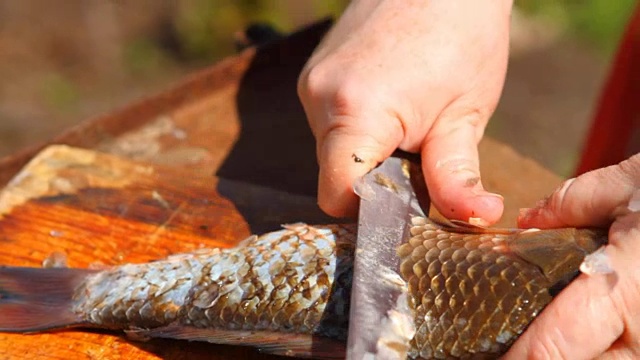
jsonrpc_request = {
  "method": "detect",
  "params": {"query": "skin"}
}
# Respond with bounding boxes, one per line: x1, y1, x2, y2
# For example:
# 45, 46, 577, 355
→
298, 0, 512, 224
504, 153, 640, 359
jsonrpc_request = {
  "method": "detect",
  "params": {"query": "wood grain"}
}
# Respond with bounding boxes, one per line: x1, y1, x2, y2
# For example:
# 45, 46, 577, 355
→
0, 142, 562, 359
0, 18, 564, 359
0, 145, 334, 360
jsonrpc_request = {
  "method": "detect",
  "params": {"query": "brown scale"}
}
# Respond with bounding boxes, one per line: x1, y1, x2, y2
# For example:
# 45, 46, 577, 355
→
174, 228, 354, 336
0, 219, 606, 359
398, 217, 607, 359
69, 224, 355, 345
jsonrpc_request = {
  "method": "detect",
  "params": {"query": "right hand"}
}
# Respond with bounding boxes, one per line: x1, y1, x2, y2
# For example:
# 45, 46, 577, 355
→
298, 0, 513, 224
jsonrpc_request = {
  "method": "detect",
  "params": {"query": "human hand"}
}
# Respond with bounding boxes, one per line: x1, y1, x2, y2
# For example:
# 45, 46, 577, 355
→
504, 153, 640, 359
298, 0, 512, 224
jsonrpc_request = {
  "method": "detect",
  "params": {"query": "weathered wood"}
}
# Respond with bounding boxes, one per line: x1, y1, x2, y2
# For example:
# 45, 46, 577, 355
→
0, 19, 332, 190
0, 145, 336, 360
0, 18, 563, 360
0, 142, 562, 360
477, 138, 561, 226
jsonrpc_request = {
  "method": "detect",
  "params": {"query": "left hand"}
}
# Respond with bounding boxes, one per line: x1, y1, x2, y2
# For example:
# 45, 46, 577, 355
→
503, 154, 640, 359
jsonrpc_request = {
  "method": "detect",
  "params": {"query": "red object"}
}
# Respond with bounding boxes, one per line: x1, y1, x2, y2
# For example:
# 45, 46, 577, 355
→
576, 3, 640, 175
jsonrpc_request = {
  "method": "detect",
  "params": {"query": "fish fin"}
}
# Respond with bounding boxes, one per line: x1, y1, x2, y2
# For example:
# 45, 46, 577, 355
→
133, 325, 345, 359
0, 266, 95, 332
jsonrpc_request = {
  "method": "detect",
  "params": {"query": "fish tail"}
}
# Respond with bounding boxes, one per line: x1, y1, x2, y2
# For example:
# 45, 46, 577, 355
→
0, 266, 95, 332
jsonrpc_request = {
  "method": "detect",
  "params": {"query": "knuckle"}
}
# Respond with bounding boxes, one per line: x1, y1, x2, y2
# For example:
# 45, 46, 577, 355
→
459, 108, 486, 128
527, 345, 556, 360
301, 63, 369, 117
432, 106, 490, 143
299, 63, 331, 100
297, 66, 314, 103
330, 75, 367, 115
525, 331, 569, 360
618, 154, 640, 187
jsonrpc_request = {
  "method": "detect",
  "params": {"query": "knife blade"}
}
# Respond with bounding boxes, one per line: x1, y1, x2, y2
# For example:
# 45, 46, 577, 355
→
346, 154, 427, 360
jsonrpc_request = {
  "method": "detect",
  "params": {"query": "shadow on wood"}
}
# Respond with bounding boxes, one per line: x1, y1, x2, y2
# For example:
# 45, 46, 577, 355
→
217, 20, 331, 199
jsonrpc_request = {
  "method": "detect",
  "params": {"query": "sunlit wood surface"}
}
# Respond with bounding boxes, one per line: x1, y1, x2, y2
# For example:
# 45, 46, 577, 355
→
0, 20, 562, 360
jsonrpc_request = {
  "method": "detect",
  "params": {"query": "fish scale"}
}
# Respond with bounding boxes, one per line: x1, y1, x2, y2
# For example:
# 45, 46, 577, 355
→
0, 217, 606, 359
397, 217, 605, 359
74, 224, 356, 339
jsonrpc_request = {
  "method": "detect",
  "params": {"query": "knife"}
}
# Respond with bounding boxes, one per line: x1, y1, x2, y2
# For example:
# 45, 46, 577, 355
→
346, 153, 427, 360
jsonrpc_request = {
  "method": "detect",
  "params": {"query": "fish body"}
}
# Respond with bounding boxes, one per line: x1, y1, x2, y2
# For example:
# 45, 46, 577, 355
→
0, 218, 607, 359
77, 223, 355, 342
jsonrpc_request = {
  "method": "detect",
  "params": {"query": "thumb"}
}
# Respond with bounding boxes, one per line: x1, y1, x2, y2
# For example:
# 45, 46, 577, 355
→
518, 153, 640, 228
316, 116, 403, 218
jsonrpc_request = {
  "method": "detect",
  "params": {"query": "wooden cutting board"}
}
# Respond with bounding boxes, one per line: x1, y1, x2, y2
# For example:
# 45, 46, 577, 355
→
0, 140, 563, 359
0, 141, 563, 360
0, 18, 565, 359
0, 145, 335, 360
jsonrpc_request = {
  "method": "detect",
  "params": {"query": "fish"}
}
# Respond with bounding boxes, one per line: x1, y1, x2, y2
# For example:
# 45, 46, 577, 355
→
0, 217, 607, 359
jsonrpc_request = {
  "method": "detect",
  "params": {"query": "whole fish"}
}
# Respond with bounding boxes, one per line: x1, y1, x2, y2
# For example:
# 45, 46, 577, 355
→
0, 217, 607, 359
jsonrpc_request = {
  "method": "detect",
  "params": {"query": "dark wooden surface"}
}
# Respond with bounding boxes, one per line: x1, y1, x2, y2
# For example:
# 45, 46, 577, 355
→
0, 20, 563, 359
0, 145, 336, 360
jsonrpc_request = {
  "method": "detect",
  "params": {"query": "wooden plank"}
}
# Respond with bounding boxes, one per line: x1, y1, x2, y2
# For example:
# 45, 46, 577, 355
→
0, 141, 561, 359
0, 20, 332, 189
0, 17, 565, 360
0, 16, 562, 216
0, 145, 337, 360
477, 138, 561, 226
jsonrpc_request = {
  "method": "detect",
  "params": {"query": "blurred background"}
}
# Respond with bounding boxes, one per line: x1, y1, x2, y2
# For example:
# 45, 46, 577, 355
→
0, 0, 636, 176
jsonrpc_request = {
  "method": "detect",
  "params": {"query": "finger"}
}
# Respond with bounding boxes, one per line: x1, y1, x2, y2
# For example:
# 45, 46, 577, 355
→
518, 153, 640, 228
316, 115, 403, 217
598, 340, 639, 360
503, 269, 624, 360
421, 115, 503, 225
507, 212, 640, 360
597, 212, 640, 360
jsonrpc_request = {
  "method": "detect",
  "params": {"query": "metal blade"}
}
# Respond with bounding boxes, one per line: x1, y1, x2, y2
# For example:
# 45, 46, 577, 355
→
346, 156, 427, 359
